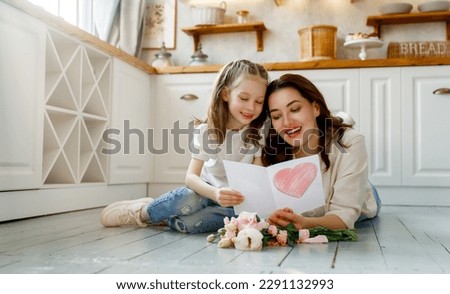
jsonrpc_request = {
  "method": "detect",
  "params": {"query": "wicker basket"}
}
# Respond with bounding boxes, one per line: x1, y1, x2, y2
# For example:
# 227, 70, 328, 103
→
298, 25, 337, 61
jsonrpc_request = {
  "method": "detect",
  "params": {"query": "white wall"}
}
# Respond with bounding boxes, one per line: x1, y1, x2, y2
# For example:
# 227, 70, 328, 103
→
140, 0, 447, 66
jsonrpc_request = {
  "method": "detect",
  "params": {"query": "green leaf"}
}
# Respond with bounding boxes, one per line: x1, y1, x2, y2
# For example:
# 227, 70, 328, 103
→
308, 226, 358, 242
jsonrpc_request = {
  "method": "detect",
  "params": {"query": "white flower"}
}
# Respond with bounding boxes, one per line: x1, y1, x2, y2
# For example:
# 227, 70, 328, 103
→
232, 228, 263, 251
218, 238, 233, 248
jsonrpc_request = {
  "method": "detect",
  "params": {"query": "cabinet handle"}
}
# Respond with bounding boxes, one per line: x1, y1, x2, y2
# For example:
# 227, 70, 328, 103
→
180, 94, 199, 100
433, 88, 450, 95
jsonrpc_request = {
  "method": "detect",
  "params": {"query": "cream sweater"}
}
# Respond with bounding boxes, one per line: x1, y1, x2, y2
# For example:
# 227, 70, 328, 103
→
302, 128, 378, 229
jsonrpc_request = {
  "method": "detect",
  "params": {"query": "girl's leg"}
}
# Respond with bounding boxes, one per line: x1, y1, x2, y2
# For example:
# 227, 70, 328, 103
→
146, 187, 210, 224
167, 203, 235, 234
356, 182, 382, 223
371, 183, 382, 216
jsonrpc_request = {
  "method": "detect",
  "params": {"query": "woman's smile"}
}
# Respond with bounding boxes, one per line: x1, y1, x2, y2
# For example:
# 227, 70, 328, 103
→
284, 126, 302, 138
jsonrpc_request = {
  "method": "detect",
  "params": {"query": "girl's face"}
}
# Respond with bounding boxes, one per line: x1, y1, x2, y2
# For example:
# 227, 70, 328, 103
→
223, 76, 266, 130
268, 87, 320, 154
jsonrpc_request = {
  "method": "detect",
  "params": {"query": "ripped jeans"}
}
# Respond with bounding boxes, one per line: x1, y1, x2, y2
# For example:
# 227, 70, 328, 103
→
147, 187, 235, 234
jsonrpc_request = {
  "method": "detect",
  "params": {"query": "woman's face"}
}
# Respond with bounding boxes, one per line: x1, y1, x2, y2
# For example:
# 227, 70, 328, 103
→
268, 87, 320, 154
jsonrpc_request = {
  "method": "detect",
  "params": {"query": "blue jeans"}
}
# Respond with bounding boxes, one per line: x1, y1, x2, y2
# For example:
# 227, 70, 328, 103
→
147, 187, 235, 234
357, 182, 382, 222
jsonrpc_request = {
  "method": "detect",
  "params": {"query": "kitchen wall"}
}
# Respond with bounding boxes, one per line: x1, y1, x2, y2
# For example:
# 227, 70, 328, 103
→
140, 0, 447, 66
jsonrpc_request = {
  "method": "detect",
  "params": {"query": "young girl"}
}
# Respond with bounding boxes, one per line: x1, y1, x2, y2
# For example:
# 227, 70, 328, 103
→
101, 59, 269, 234
263, 74, 381, 230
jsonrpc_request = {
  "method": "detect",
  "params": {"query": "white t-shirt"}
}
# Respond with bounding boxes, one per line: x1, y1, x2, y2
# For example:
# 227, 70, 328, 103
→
191, 123, 262, 188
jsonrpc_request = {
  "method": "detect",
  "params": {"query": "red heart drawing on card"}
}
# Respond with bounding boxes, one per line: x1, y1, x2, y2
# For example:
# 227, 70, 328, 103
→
273, 162, 317, 198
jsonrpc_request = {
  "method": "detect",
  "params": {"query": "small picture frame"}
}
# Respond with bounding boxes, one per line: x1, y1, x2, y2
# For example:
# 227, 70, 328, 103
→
142, 0, 177, 49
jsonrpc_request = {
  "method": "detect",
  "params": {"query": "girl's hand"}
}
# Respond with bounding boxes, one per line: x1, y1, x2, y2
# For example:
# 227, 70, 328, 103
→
268, 208, 303, 230
215, 188, 244, 207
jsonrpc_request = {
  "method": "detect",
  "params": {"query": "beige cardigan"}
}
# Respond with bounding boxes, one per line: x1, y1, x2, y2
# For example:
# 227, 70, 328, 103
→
302, 128, 378, 229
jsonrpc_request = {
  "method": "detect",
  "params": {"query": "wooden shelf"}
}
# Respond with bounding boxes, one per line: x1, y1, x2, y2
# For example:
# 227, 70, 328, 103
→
181, 22, 267, 52
367, 11, 450, 40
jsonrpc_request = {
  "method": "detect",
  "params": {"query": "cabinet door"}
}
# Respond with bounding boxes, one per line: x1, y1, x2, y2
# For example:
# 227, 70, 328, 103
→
402, 66, 450, 186
107, 58, 151, 184
152, 74, 215, 183
270, 69, 360, 127
360, 68, 402, 186
0, 4, 45, 190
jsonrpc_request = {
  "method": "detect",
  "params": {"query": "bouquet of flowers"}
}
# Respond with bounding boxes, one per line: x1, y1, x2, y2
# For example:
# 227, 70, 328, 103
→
206, 211, 357, 251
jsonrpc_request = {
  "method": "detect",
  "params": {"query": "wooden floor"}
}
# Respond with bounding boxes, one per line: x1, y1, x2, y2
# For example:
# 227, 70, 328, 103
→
1, 205, 449, 274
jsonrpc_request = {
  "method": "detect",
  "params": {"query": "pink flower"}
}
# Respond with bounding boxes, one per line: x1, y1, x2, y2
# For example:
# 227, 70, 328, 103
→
225, 230, 236, 239
268, 225, 278, 237
302, 235, 328, 244
236, 212, 259, 230
255, 220, 270, 231
225, 222, 237, 232
276, 230, 288, 246
298, 229, 310, 243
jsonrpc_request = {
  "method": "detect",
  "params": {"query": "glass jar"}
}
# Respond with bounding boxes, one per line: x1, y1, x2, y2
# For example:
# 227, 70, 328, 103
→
188, 44, 209, 66
151, 42, 173, 67
236, 10, 249, 24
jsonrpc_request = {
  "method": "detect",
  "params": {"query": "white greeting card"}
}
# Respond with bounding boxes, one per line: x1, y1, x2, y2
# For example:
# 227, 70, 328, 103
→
223, 155, 325, 218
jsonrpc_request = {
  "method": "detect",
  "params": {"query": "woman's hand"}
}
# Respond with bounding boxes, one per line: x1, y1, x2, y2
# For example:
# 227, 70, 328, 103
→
268, 208, 304, 230
215, 188, 244, 207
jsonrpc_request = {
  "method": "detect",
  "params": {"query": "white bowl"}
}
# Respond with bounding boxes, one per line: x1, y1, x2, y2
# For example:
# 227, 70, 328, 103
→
379, 2, 413, 14
418, 1, 450, 12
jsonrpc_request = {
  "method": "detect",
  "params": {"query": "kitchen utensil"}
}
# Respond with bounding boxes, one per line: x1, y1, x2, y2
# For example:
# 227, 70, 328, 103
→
189, 43, 209, 66
379, 2, 413, 14
151, 42, 173, 67
418, 1, 450, 12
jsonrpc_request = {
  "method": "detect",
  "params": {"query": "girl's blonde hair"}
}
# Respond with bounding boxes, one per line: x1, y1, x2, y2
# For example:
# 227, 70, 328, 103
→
197, 59, 269, 146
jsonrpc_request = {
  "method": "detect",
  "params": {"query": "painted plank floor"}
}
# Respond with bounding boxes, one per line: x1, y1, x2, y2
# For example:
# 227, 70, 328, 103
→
0, 205, 449, 274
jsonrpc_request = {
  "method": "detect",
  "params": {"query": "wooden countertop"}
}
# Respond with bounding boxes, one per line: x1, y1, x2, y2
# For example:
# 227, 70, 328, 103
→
154, 57, 450, 74
4, 0, 450, 75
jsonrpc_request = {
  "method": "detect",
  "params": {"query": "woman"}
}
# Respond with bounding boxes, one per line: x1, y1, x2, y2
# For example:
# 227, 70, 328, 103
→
263, 74, 381, 230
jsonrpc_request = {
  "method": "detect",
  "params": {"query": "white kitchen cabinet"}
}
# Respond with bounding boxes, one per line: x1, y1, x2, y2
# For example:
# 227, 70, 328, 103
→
107, 58, 152, 184
0, 3, 148, 221
151, 73, 215, 185
360, 66, 450, 205
42, 29, 111, 186
402, 66, 450, 187
270, 69, 360, 128
360, 67, 402, 186
0, 3, 45, 190
361, 66, 450, 188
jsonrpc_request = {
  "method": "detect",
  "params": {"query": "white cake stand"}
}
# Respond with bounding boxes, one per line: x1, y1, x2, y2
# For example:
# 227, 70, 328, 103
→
344, 39, 384, 60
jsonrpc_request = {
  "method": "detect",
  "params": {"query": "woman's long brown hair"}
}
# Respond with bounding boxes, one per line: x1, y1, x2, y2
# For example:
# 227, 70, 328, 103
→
262, 74, 352, 170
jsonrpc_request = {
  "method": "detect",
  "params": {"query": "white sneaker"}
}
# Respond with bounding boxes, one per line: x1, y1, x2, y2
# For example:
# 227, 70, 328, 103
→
100, 197, 154, 228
